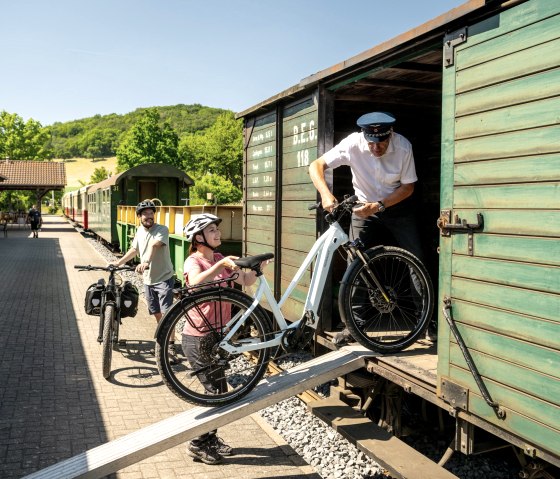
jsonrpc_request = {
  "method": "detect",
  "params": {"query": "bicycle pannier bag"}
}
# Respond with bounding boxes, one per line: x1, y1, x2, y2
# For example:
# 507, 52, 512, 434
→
120, 281, 139, 318
84, 283, 103, 316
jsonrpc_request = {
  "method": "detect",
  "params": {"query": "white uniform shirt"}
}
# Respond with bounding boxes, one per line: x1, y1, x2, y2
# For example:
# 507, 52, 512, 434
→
322, 132, 417, 202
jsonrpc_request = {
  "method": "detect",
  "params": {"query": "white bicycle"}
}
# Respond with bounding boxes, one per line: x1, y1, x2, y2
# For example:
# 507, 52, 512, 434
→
155, 195, 434, 406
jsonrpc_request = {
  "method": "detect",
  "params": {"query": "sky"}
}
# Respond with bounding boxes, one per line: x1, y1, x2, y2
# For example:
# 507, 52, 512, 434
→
3, 0, 462, 126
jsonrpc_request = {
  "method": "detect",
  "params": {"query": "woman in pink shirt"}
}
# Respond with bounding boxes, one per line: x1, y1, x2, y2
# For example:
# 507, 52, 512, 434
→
181, 213, 259, 465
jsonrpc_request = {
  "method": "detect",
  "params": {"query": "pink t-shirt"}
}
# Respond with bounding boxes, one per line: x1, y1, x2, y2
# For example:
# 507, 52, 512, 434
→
182, 252, 233, 337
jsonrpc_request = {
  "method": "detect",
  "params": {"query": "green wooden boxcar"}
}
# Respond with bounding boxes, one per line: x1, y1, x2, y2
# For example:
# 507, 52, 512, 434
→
239, 0, 559, 469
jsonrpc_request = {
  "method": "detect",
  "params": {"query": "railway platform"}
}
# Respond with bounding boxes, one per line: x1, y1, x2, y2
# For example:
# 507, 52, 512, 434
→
0, 215, 320, 479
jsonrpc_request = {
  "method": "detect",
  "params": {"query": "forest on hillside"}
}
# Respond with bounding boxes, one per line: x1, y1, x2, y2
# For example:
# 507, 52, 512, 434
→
49, 104, 229, 159
0, 104, 244, 209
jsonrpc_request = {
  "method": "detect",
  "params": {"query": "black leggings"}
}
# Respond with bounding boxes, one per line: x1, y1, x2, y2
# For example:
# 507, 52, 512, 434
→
182, 334, 226, 444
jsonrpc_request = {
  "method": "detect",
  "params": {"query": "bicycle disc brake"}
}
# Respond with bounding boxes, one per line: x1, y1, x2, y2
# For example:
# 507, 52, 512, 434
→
369, 286, 397, 313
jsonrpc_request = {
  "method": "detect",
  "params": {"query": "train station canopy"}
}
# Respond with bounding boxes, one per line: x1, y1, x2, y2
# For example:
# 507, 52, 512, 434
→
0, 159, 66, 201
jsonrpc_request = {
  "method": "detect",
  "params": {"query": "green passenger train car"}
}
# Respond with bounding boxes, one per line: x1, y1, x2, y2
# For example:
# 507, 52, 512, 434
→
238, 0, 559, 471
86, 163, 194, 247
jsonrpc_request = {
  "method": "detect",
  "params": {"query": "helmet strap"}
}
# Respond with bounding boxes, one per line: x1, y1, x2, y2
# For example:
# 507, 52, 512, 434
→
195, 231, 217, 251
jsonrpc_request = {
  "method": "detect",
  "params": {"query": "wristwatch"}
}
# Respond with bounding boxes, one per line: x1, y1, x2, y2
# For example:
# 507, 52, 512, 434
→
377, 201, 386, 213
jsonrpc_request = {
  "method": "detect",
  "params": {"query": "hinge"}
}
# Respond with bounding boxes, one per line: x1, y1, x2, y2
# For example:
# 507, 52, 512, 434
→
444, 27, 468, 67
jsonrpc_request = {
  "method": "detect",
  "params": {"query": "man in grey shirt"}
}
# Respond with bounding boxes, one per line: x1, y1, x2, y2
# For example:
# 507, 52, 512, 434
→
114, 200, 175, 324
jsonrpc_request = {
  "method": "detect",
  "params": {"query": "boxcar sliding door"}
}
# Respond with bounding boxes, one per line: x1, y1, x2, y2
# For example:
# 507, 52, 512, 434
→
438, 0, 560, 463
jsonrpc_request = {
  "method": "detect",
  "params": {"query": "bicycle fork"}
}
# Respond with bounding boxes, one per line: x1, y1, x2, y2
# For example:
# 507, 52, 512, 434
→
346, 243, 392, 304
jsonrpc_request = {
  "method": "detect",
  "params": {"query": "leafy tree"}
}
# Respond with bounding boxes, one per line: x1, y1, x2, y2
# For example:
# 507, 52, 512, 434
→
80, 128, 119, 160
190, 173, 241, 205
179, 112, 243, 189
0, 111, 53, 160
116, 108, 180, 171
90, 166, 111, 184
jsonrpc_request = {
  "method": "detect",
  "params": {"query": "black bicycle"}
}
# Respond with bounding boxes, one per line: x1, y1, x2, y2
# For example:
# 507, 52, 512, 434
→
76, 264, 140, 379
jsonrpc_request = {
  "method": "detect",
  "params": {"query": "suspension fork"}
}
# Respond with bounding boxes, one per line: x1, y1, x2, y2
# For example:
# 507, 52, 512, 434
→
345, 243, 392, 303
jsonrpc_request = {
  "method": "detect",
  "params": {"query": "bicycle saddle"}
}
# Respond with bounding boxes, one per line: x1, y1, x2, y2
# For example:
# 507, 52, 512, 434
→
234, 253, 274, 270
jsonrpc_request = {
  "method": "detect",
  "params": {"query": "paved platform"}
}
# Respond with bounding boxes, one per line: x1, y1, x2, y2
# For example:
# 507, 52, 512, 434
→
0, 216, 320, 479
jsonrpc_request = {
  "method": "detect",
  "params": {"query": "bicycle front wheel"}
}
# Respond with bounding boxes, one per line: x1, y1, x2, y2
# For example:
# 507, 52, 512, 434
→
156, 288, 273, 407
102, 304, 115, 379
339, 246, 434, 353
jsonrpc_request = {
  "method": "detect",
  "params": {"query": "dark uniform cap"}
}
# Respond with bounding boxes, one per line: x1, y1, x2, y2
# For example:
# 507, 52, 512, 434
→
357, 112, 396, 143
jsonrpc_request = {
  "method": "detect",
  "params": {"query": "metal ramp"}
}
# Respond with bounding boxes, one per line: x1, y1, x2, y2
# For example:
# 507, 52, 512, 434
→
24, 345, 372, 479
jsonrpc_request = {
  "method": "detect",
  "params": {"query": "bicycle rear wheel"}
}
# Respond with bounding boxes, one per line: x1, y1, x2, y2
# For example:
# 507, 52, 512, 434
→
156, 287, 273, 407
339, 246, 434, 353
102, 304, 115, 379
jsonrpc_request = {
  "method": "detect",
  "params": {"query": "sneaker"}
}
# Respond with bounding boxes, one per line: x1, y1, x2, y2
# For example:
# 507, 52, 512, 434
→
187, 441, 223, 465
207, 435, 234, 456
332, 328, 354, 346
168, 345, 179, 365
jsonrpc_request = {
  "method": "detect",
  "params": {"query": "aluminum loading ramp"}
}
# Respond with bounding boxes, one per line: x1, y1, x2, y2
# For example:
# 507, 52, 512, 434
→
24, 345, 372, 479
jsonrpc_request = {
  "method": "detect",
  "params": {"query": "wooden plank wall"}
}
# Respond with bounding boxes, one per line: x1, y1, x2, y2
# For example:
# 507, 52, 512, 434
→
243, 95, 318, 320
439, 0, 560, 459
280, 95, 319, 320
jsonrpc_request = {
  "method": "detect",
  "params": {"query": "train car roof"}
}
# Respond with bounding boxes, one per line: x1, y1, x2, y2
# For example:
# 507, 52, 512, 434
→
236, 0, 508, 117
88, 163, 195, 193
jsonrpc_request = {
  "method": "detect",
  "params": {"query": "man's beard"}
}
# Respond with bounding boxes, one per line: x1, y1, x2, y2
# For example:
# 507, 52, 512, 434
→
142, 219, 154, 229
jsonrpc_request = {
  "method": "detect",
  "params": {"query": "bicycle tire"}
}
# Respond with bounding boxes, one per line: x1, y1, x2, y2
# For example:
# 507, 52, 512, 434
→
339, 246, 434, 353
102, 304, 115, 379
156, 287, 273, 406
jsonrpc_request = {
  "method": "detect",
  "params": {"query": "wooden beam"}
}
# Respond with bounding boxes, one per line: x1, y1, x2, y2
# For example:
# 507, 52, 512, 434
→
309, 396, 459, 479
23, 345, 372, 479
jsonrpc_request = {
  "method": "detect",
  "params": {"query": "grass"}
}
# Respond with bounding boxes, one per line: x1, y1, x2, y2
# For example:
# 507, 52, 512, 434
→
55, 157, 118, 189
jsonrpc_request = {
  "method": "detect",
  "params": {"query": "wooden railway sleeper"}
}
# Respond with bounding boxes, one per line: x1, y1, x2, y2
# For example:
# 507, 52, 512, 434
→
442, 297, 506, 420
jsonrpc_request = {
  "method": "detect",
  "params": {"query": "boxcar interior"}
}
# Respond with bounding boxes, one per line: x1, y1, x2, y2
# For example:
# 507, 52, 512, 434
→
325, 46, 444, 329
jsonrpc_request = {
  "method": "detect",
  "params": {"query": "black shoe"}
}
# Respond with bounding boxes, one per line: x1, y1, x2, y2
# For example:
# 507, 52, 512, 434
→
168, 345, 179, 365
425, 328, 438, 342
207, 435, 234, 456
187, 441, 224, 465
332, 328, 354, 346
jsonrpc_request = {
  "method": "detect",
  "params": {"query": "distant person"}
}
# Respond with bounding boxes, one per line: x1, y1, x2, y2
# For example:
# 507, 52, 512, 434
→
113, 200, 178, 359
181, 213, 264, 465
27, 204, 42, 238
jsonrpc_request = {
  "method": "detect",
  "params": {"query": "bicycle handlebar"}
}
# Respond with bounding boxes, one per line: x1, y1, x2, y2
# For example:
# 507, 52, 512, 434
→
309, 195, 362, 224
74, 264, 137, 272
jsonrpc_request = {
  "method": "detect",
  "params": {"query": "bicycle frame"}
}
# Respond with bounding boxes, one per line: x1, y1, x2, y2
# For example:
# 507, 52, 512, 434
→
219, 220, 349, 354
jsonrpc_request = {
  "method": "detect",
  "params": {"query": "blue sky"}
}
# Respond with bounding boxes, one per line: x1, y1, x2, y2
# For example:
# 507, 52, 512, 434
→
3, 0, 461, 126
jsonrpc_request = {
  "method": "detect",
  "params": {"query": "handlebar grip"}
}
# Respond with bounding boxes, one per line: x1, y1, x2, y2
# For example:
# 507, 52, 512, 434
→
308, 202, 321, 211
74, 265, 89, 269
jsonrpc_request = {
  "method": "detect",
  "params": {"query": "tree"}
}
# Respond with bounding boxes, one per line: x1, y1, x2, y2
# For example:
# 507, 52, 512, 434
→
0, 111, 53, 160
116, 108, 180, 171
90, 166, 111, 184
179, 112, 243, 190
79, 128, 119, 160
190, 173, 241, 205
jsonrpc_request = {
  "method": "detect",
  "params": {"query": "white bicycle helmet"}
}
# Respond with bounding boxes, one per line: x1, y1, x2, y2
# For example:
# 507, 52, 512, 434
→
183, 213, 222, 242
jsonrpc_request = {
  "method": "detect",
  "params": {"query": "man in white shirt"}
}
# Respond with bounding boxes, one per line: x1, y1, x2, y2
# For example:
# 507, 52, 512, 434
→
309, 112, 431, 343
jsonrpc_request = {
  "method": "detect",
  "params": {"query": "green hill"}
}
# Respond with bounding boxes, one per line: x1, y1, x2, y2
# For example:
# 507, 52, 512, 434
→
49, 104, 230, 159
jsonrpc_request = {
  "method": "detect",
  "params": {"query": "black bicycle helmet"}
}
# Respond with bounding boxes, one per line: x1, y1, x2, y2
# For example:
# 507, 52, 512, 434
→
183, 213, 222, 249
136, 200, 157, 216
